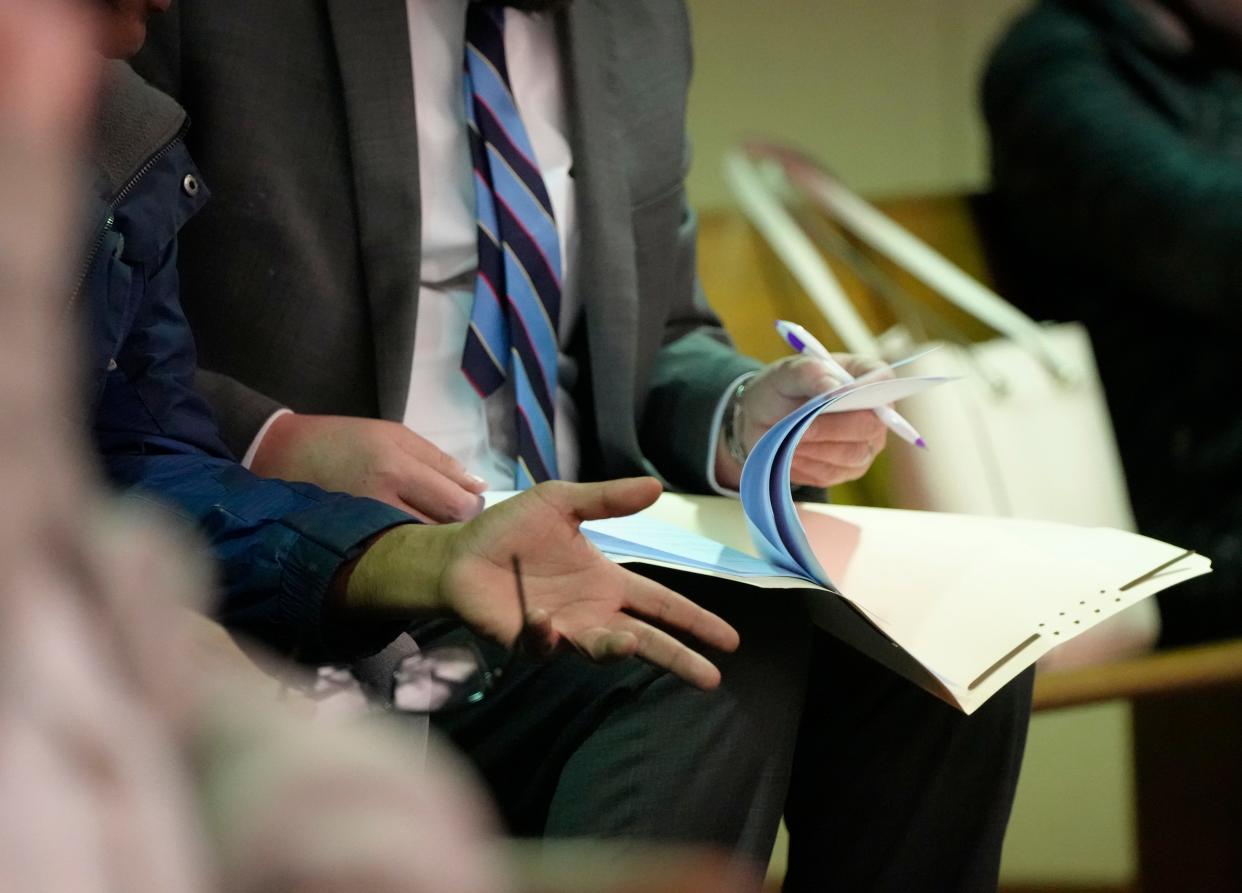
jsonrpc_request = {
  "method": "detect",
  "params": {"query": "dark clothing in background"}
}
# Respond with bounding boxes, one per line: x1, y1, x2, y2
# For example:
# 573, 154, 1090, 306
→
84, 62, 412, 662
984, 0, 1242, 646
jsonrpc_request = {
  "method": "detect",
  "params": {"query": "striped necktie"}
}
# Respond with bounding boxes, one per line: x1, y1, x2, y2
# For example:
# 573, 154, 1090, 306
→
461, 3, 562, 488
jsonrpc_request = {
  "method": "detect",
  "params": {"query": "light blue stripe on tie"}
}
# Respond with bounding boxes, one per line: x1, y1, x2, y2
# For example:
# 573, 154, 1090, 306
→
515, 460, 535, 491
512, 351, 558, 476
487, 145, 562, 282
502, 244, 560, 388
466, 44, 542, 168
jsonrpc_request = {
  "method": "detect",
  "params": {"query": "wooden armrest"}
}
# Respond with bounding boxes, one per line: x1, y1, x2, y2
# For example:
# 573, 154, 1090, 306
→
1033, 637, 1242, 711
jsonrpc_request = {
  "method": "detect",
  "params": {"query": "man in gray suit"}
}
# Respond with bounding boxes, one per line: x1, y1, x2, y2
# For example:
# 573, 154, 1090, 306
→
134, 1, 1034, 888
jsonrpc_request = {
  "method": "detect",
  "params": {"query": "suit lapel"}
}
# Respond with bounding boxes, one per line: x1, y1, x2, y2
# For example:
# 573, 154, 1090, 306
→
559, 1, 643, 468
325, 0, 422, 421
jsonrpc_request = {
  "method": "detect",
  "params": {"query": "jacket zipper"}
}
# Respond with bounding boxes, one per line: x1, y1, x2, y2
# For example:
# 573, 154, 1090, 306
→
67, 120, 191, 315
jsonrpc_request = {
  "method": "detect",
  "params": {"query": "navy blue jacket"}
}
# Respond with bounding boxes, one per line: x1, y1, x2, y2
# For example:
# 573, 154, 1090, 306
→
83, 63, 412, 661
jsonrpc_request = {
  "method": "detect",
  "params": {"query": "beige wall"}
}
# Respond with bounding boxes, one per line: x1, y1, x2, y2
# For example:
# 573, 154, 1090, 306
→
685, 2, 1139, 887
685, 0, 1030, 208
1003, 703, 1138, 885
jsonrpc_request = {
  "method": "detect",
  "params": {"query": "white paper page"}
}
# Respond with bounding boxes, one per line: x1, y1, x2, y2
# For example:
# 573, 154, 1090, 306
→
799, 503, 1211, 695
644, 494, 1210, 712
487, 492, 1211, 712
814, 375, 953, 413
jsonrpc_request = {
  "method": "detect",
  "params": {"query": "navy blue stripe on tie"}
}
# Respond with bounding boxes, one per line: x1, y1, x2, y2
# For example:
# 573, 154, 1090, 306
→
476, 214, 504, 283
515, 409, 553, 484
461, 327, 506, 397
465, 6, 508, 81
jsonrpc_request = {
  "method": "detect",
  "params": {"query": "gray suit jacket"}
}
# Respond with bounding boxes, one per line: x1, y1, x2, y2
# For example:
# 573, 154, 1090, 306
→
133, 0, 759, 491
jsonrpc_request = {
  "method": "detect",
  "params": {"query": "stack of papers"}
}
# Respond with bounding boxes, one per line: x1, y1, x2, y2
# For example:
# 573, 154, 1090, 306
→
489, 376, 1210, 713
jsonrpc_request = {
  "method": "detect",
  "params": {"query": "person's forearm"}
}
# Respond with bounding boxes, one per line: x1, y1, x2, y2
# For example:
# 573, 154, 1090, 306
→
342, 522, 462, 618
642, 330, 763, 492
104, 452, 415, 661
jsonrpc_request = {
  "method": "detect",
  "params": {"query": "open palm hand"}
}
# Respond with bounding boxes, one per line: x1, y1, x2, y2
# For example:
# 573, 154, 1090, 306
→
441, 478, 740, 690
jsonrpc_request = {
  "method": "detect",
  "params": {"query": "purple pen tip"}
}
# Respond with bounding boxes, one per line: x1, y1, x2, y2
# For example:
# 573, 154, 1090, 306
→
915, 437, 927, 449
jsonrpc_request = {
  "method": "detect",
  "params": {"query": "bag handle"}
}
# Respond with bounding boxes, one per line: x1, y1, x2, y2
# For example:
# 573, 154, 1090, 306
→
722, 144, 882, 355
723, 142, 1079, 384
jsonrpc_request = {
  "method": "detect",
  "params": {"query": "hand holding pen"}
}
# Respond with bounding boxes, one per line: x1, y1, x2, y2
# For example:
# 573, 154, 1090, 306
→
715, 336, 890, 491
775, 320, 927, 449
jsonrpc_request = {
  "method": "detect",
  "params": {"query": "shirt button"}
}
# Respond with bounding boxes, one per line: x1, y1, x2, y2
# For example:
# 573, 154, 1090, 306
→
106, 358, 118, 371
182, 173, 200, 197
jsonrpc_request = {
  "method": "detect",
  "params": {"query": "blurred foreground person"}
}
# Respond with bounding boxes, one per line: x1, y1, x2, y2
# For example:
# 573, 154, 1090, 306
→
0, 2, 751, 892
985, 0, 1242, 647
0, 3, 503, 891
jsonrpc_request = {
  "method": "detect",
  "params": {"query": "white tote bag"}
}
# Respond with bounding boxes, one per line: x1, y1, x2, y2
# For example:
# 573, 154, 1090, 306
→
724, 142, 1158, 667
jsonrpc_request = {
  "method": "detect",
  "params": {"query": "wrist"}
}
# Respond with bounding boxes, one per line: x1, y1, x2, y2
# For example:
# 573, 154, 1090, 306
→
248, 409, 299, 477
721, 377, 751, 466
714, 376, 753, 489
342, 522, 463, 618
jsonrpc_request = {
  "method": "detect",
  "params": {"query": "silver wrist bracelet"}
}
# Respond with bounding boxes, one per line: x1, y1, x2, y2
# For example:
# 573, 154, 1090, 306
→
722, 376, 752, 466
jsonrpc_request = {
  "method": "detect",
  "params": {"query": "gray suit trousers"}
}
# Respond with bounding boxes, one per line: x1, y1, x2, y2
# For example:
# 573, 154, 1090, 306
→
421, 568, 1033, 892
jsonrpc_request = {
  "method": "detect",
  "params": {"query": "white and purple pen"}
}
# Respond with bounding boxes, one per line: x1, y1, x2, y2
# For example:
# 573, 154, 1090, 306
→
775, 320, 927, 449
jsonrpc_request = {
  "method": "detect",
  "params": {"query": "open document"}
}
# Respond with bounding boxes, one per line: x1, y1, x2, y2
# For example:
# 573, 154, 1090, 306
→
490, 376, 1210, 714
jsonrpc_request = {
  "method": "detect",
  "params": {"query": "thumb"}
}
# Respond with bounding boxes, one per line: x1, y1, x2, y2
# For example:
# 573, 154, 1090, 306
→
560, 477, 663, 522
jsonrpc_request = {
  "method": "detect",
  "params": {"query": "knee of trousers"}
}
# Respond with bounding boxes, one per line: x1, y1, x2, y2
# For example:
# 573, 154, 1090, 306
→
638, 566, 815, 692
668, 577, 816, 737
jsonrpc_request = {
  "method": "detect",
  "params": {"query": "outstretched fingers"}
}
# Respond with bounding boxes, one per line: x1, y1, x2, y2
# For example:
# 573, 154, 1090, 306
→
610, 615, 725, 691
574, 625, 640, 664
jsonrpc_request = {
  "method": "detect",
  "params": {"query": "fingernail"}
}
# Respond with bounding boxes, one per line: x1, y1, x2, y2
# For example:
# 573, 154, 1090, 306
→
466, 473, 487, 488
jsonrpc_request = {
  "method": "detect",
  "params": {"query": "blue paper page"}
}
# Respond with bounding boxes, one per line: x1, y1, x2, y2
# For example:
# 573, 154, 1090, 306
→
769, 407, 832, 583
739, 374, 952, 586
741, 394, 827, 578
583, 517, 814, 582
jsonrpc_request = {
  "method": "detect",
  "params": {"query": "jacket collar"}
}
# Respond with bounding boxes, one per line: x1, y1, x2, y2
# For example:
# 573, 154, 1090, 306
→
92, 60, 188, 205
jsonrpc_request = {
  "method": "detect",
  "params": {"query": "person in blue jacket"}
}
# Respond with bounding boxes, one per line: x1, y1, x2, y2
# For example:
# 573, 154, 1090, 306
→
78, 0, 738, 685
